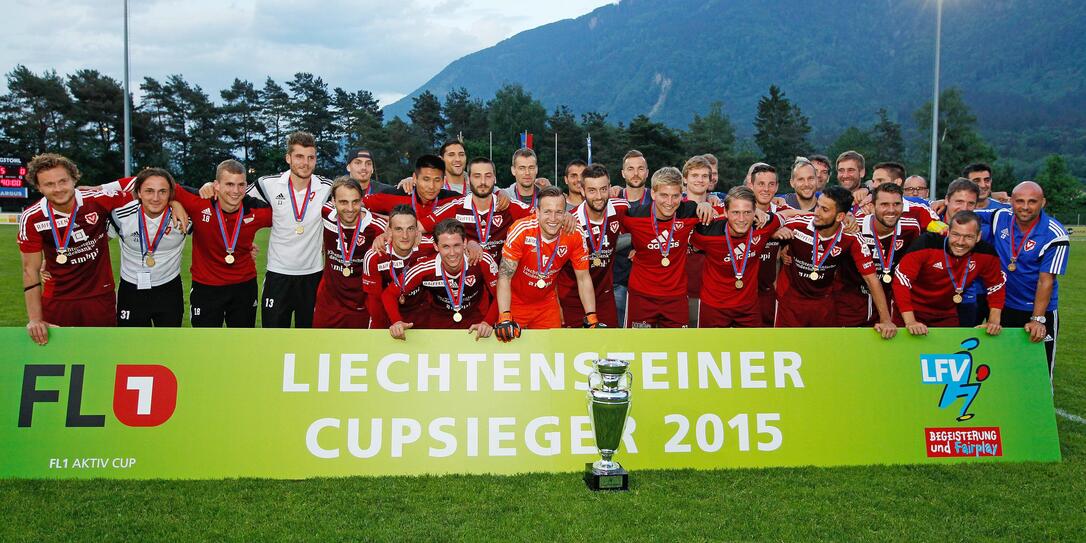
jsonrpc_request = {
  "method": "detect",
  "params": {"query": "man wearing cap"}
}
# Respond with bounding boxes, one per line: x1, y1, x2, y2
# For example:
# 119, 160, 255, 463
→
345, 148, 392, 196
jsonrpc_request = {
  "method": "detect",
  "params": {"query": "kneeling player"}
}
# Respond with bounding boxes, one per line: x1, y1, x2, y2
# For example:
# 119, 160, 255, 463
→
495, 186, 601, 341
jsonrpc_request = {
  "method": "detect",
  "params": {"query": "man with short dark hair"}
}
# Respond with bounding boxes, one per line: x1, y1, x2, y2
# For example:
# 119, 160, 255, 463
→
364, 154, 461, 217
440, 140, 469, 194
612, 149, 651, 325
362, 205, 434, 329
857, 183, 925, 321
564, 159, 588, 210
962, 162, 1009, 211
345, 148, 391, 195
809, 154, 831, 192
502, 147, 543, 205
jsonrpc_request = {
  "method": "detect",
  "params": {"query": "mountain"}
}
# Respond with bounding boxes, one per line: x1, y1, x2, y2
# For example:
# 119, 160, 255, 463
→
383, 0, 1086, 134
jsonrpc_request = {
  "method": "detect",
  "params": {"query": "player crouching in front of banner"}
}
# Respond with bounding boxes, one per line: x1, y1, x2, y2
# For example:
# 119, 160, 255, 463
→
313, 178, 387, 329
19, 153, 136, 344
363, 205, 435, 329
894, 211, 1005, 336
109, 168, 190, 327
384, 219, 496, 340
494, 186, 602, 341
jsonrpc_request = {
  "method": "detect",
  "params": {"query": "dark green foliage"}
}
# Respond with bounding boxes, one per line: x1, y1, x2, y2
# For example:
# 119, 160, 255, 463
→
754, 85, 811, 173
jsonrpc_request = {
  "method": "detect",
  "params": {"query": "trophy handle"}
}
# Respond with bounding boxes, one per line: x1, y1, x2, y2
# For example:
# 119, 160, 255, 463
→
588, 371, 601, 388
624, 371, 634, 389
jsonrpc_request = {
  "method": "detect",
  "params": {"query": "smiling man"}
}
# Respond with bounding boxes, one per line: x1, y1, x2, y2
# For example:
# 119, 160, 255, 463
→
440, 140, 469, 194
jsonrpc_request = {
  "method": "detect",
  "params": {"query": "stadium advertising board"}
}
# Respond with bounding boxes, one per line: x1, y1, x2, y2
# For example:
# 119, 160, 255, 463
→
0, 327, 1060, 479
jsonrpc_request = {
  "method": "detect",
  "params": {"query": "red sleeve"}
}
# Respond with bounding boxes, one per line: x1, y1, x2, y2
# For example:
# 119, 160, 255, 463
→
17, 212, 42, 253
361, 250, 383, 295
366, 294, 389, 329
95, 188, 134, 211
380, 282, 405, 324
893, 252, 922, 313
979, 256, 1007, 310
758, 213, 783, 236
363, 193, 395, 215
419, 205, 455, 232
847, 234, 876, 275
172, 187, 202, 214
254, 207, 273, 228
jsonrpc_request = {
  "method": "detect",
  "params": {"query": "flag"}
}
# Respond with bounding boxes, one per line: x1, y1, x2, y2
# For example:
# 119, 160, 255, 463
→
520, 131, 534, 150
586, 134, 593, 165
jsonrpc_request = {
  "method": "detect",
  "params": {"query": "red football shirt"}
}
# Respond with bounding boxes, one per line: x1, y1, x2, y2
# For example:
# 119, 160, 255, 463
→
18, 188, 132, 300
173, 188, 272, 286
387, 252, 499, 326
776, 216, 875, 300
363, 188, 461, 217
617, 201, 703, 297
420, 194, 533, 259
315, 204, 387, 314
362, 238, 436, 328
557, 199, 630, 309
893, 233, 1006, 317
691, 214, 783, 309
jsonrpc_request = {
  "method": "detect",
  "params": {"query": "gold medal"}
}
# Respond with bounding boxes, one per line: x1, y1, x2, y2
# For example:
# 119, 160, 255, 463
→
398, 295, 405, 304
55, 252, 68, 264
592, 257, 603, 267
735, 278, 744, 289
536, 278, 547, 288
453, 311, 463, 323
881, 272, 892, 284
953, 293, 963, 304
342, 267, 352, 277
660, 256, 671, 267
225, 253, 235, 264
295, 225, 304, 235
809, 271, 820, 280
145, 255, 156, 267
1007, 261, 1017, 272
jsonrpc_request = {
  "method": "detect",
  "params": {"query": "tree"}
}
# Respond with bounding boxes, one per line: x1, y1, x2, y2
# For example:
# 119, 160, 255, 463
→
285, 73, 337, 175
683, 101, 736, 170
66, 70, 126, 183
487, 84, 547, 183
913, 87, 997, 187
221, 79, 266, 165
443, 87, 487, 142
627, 115, 684, 170
0, 65, 76, 157
386, 116, 428, 182
407, 90, 444, 149
753, 85, 811, 172
580, 111, 627, 182
335, 87, 395, 182
1035, 154, 1084, 215
546, 105, 587, 186
870, 108, 905, 163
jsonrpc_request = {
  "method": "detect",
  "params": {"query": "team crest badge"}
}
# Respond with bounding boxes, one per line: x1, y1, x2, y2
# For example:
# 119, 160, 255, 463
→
830, 246, 842, 257
556, 246, 568, 257
465, 275, 476, 287
492, 215, 503, 227
610, 222, 620, 233
85, 212, 98, 225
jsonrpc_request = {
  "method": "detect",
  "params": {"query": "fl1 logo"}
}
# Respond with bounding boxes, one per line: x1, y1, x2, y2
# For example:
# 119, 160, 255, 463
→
18, 364, 177, 427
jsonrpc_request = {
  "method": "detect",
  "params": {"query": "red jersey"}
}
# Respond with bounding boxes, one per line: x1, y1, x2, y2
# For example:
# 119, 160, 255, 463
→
421, 194, 533, 258
387, 252, 499, 326
173, 188, 272, 286
617, 201, 703, 297
363, 187, 461, 217
18, 188, 132, 300
557, 199, 630, 309
501, 216, 590, 307
691, 214, 783, 309
856, 214, 924, 306
757, 202, 792, 292
362, 238, 436, 328
776, 216, 875, 300
893, 233, 1006, 317
315, 204, 387, 315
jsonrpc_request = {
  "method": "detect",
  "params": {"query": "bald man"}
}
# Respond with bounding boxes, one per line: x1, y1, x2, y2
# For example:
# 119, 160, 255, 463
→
976, 181, 1069, 381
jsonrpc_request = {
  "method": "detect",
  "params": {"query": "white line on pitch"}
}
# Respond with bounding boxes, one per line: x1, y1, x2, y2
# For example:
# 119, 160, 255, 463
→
1056, 408, 1086, 425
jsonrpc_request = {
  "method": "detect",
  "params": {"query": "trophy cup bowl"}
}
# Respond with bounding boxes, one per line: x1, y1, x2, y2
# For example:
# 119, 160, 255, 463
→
584, 358, 632, 491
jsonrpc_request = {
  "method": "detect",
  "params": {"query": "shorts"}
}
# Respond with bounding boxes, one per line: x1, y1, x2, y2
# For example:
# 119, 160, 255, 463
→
835, 288, 872, 327
514, 298, 563, 329
191, 279, 258, 328
774, 293, 836, 328
625, 289, 689, 328
261, 270, 323, 328
43, 292, 116, 327
758, 288, 776, 327
117, 275, 184, 327
313, 306, 371, 329
561, 288, 619, 328
698, 300, 762, 328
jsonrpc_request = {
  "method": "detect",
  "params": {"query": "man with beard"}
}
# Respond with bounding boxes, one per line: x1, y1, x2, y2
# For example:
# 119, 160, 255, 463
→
835, 150, 865, 193
979, 181, 1069, 379
422, 157, 533, 260
440, 140, 469, 194
558, 164, 628, 328
344, 148, 392, 196
782, 157, 818, 211
810, 154, 832, 192
775, 186, 896, 338
364, 154, 462, 217
385, 219, 497, 340
19, 153, 135, 343
363, 205, 434, 329
502, 147, 544, 206
856, 183, 924, 321
894, 211, 1005, 336
611, 150, 651, 326
313, 178, 387, 328
691, 186, 783, 327
494, 186, 600, 339
564, 159, 587, 210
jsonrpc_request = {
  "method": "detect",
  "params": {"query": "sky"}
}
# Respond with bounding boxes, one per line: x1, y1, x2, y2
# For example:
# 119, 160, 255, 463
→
4, 0, 614, 106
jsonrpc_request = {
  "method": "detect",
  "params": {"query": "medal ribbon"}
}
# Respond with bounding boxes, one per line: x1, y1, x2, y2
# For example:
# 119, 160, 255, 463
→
138, 207, 172, 258
810, 225, 843, 272
47, 200, 81, 253
942, 237, 972, 293
472, 197, 495, 244
870, 218, 898, 274
337, 216, 363, 266
440, 256, 468, 311
535, 226, 563, 282
724, 225, 754, 279
581, 205, 609, 255
650, 204, 675, 259
288, 181, 313, 224
388, 250, 406, 291
214, 202, 243, 255
1009, 217, 1039, 262
623, 187, 651, 206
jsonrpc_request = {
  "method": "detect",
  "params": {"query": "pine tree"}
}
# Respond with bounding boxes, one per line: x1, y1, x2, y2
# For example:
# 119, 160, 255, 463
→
754, 85, 811, 172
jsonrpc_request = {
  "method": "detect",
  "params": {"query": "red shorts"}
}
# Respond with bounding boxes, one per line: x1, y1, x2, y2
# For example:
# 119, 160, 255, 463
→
313, 306, 370, 329
43, 293, 116, 327
698, 300, 762, 328
626, 290, 688, 328
758, 288, 776, 327
514, 297, 564, 329
835, 288, 872, 327
561, 288, 619, 328
774, 293, 836, 327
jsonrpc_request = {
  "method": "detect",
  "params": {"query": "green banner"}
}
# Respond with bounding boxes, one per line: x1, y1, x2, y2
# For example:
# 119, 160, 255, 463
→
0, 327, 1059, 479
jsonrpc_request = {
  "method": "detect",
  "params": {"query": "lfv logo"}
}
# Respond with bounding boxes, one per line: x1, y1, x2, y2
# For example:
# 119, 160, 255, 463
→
920, 338, 990, 422
18, 364, 177, 428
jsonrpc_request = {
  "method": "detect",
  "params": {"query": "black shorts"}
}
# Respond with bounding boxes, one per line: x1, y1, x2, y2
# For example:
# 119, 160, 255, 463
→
190, 279, 258, 328
261, 271, 323, 328
1002, 307, 1060, 378
117, 275, 184, 327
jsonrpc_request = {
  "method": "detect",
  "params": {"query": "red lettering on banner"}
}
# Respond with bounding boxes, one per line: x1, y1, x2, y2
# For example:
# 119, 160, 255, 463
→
924, 426, 1002, 457
113, 365, 178, 427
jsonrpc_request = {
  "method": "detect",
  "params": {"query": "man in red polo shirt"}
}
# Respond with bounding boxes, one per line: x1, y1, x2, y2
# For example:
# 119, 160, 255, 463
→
362, 205, 435, 329
18, 153, 134, 344
363, 154, 461, 217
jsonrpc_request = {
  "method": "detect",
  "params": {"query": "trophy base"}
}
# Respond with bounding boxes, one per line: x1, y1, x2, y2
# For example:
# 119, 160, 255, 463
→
584, 463, 629, 491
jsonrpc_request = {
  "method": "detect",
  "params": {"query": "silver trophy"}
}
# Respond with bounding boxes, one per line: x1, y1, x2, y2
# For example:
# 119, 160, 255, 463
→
584, 358, 632, 491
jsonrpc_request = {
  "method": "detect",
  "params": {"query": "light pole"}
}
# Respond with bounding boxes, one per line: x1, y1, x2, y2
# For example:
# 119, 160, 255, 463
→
123, 0, 132, 176
928, 0, 942, 198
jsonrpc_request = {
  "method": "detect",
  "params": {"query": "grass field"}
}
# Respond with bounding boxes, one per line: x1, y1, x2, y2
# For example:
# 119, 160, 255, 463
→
1, 224, 1084, 541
